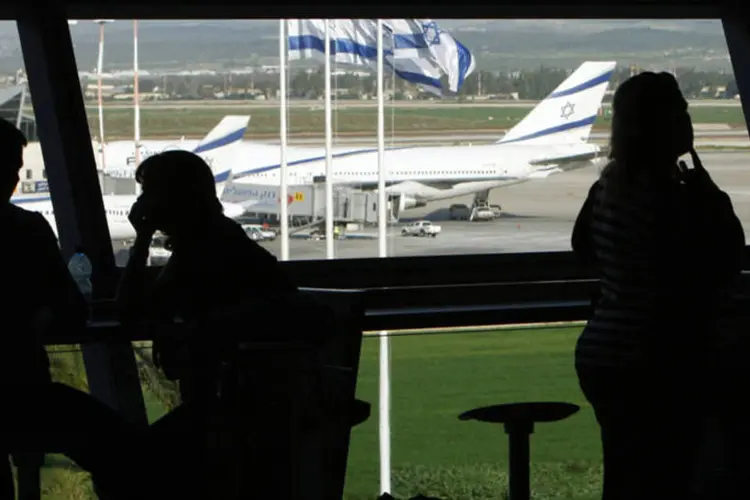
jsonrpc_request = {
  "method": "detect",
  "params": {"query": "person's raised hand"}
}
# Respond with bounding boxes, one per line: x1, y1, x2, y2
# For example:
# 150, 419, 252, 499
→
680, 148, 719, 193
128, 196, 157, 237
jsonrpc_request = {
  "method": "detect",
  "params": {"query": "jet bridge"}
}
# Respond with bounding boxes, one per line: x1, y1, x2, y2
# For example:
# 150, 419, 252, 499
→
221, 181, 400, 230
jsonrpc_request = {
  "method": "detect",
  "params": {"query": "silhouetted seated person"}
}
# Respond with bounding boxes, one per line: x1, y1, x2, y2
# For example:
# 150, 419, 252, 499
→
116, 151, 334, 492
0, 118, 154, 499
571, 72, 744, 500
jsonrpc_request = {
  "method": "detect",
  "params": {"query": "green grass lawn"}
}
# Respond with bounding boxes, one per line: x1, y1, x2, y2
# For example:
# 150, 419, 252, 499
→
80, 105, 748, 139
38, 327, 601, 499
344, 327, 601, 500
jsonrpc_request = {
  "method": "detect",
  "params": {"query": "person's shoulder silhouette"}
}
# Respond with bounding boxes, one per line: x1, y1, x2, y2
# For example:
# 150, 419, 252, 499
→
0, 118, 87, 381
0, 117, 62, 269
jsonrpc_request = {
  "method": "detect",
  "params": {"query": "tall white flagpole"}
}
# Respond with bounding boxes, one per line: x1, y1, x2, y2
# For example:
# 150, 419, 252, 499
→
279, 19, 290, 261
324, 20, 335, 259
376, 19, 392, 496
377, 21, 388, 259
133, 19, 142, 194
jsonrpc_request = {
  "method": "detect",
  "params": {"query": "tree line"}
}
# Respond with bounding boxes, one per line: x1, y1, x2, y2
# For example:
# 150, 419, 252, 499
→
85, 65, 739, 102
288, 66, 738, 100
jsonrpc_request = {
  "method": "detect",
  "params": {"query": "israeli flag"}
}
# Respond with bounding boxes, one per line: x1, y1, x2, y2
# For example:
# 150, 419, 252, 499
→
388, 19, 476, 94
288, 19, 379, 67
286, 19, 445, 96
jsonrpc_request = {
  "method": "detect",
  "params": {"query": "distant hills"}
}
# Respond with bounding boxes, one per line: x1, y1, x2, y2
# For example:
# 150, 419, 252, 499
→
0, 19, 732, 73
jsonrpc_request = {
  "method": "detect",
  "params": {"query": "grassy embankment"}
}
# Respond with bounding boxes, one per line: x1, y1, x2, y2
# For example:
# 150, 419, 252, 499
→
78, 105, 747, 140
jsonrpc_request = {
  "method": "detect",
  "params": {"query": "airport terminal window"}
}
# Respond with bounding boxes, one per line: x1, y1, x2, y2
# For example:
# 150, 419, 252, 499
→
54, 19, 750, 267
18, 16, 745, 500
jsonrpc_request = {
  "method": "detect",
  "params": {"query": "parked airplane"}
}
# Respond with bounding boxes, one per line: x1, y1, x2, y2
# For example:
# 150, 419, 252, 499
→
228, 61, 616, 218
11, 115, 250, 241
97, 115, 249, 176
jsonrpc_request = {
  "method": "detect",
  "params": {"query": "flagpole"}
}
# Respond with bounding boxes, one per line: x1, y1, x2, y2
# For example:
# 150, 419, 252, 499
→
377, 20, 387, 259
279, 19, 290, 261
376, 19, 391, 496
324, 21, 334, 259
133, 19, 141, 195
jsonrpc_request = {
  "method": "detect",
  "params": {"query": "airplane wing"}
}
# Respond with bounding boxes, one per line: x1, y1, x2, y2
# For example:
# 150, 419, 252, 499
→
516, 156, 604, 184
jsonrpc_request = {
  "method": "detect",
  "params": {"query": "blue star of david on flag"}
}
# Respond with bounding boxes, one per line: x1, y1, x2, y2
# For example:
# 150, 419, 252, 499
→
422, 21, 443, 46
560, 101, 575, 119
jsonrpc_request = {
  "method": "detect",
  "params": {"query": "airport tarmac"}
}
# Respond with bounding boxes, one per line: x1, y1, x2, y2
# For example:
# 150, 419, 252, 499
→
256, 129, 750, 147
84, 98, 742, 111
258, 150, 750, 261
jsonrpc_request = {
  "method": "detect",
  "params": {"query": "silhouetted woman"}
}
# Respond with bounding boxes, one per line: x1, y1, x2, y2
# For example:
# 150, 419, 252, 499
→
117, 150, 302, 495
118, 149, 300, 395
572, 72, 744, 499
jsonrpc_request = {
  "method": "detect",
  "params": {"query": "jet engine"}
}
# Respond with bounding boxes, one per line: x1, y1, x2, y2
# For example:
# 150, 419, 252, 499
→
398, 195, 426, 210
386, 195, 426, 222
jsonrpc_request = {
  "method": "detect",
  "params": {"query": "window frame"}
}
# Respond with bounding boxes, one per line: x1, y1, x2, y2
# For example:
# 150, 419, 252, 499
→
19, 13, 146, 425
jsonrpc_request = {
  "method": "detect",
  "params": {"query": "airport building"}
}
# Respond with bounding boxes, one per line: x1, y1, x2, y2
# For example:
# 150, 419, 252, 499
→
1, 84, 135, 197
0, 84, 51, 197
0, 84, 37, 142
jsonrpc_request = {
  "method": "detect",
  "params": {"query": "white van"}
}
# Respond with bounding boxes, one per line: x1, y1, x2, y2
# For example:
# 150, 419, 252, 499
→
242, 224, 277, 241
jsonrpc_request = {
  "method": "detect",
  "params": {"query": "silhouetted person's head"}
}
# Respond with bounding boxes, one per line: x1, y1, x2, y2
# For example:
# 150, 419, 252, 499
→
0, 118, 28, 202
135, 150, 222, 237
609, 71, 692, 173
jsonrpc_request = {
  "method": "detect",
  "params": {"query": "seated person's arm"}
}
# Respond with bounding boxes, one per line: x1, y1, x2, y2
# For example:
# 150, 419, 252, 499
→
118, 247, 184, 330
116, 233, 161, 323
192, 247, 330, 343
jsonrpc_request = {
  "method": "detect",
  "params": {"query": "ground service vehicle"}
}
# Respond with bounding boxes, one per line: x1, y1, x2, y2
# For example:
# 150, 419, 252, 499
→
401, 220, 441, 237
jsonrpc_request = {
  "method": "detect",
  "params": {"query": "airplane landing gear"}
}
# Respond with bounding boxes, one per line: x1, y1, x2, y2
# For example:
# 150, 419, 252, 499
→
471, 189, 492, 211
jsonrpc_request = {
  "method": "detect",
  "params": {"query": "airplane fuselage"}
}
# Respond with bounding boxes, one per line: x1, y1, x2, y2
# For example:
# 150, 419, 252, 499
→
102, 139, 600, 209
98, 139, 199, 175
14, 195, 245, 241
15, 195, 138, 241
229, 141, 601, 202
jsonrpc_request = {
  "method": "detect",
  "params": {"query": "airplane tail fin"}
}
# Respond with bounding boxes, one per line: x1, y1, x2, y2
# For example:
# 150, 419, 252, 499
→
496, 61, 616, 146
192, 115, 250, 199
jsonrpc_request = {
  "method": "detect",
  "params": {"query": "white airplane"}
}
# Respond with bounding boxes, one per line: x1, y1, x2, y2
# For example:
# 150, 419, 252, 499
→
95, 115, 249, 176
227, 61, 616, 217
11, 115, 250, 241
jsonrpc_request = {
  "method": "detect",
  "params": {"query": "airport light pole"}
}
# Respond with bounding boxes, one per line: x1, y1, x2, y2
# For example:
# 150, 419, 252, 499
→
94, 19, 114, 171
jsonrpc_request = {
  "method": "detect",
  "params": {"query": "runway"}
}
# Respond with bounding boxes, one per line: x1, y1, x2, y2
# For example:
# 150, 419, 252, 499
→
258, 151, 750, 261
